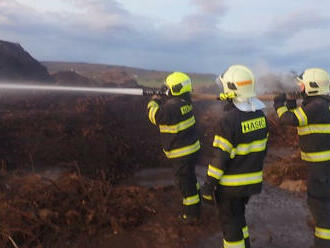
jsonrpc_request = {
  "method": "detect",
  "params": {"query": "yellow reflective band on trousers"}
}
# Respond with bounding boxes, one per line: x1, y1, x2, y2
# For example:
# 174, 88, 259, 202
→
242, 226, 249, 239
315, 227, 330, 240
293, 107, 308, 126
183, 193, 200, 206
301, 150, 330, 162
207, 164, 224, 180
219, 171, 263, 186
213, 135, 233, 154
159, 116, 195, 133
196, 182, 200, 190
223, 239, 245, 248
298, 124, 330, 135
163, 140, 200, 159
277, 106, 288, 118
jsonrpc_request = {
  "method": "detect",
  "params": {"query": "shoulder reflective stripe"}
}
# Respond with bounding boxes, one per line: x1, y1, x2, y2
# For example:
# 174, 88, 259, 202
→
213, 135, 233, 154
183, 193, 200, 206
223, 239, 245, 248
231, 137, 268, 158
293, 107, 308, 126
301, 150, 330, 162
277, 106, 288, 118
315, 227, 330, 240
207, 164, 224, 180
298, 124, 330, 135
242, 226, 249, 239
219, 171, 263, 186
147, 100, 159, 109
163, 140, 200, 158
148, 106, 159, 125
159, 116, 195, 133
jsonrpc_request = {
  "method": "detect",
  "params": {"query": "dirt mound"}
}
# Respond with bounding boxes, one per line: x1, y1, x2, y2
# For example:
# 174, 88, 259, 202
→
52, 71, 93, 86
101, 69, 139, 87
0, 40, 51, 82
0, 171, 156, 248
264, 151, 307, 191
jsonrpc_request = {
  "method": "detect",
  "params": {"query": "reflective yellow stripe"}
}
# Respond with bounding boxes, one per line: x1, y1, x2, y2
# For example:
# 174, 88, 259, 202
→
196, 182, 200, 190
163, 140, 200, 159
293, 107, 308, 126
183, 194, 200, 206
277, 106, 288, 118
159, 116, 195, 133
147, 100, 159, 109
207, 164, 224, 180
213, 135, 233, 154
242, 226, 249, 239
148, 107, 158, 125
315, 227, 330, 240
223, 239, 245, 248
202, 195, 213, 201
301, 150, 330, 162
298, 124, 330, 135
231, 137, 268, 158
220, 171, 263, 186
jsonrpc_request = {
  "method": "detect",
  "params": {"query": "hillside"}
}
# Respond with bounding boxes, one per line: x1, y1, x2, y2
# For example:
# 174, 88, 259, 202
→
43, 61, 216, 88
0, 40, 51, 82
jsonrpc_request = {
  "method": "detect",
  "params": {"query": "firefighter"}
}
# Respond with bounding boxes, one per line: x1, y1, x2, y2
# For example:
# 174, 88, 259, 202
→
201, 65, 268, 248
274, 68, 330, 248
147, 72, 201, 223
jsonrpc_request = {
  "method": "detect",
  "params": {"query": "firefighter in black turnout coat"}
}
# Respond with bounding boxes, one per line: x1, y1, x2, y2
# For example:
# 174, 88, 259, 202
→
147, 72, 201, 222
274, 68, 330, 248
201, 65, 268, 248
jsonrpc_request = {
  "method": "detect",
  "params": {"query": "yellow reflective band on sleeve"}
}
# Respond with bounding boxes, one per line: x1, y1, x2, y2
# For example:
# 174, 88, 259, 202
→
301, 150, 330, 162
213, 135, 233, 154
183, 193, 200, 206
277, 106, 288, 118
242, 226, 249, 239
159, 116, 195, 133
231, 136, 268, 158
207, 164, 224, 180
298, 124, 330, 135
293, 107, 308, 126
315, 227, 330, 240
148, 106, 159, 125
147, 100, 159, 109
219, 171, 263, 186
223, 239, 245, 248
163, 140, 200, 159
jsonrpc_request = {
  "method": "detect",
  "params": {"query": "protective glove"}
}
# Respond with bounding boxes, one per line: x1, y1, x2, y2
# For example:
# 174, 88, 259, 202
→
273, 93, 286, 109
200, 181, 216, 206
219, 91, 236, 101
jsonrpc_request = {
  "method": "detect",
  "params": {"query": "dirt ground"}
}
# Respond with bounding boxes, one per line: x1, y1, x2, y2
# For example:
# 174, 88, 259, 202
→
0, 90, 312, 248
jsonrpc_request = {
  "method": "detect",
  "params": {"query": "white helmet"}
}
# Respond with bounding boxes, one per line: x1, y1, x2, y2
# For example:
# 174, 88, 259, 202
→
297, 68, 330, 96
218, 65, 256, 98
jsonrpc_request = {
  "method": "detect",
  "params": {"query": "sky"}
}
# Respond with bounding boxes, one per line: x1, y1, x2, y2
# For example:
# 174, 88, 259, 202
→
0, 0, 330, 75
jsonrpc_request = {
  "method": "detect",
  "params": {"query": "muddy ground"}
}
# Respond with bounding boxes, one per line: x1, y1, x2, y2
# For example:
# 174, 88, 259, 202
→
0, 87, 312, 248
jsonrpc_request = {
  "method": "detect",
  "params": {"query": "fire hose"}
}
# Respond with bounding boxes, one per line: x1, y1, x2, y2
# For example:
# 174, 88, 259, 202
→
0, 83, 301, 102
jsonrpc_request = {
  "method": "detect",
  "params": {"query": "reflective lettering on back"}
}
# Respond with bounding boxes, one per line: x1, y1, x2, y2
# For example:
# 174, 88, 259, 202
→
241, 117, 266, 133
180, 105, 193, 115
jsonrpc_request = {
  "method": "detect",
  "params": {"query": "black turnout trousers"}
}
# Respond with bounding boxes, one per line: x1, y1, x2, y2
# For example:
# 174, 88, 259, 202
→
217, 195, 250, 248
